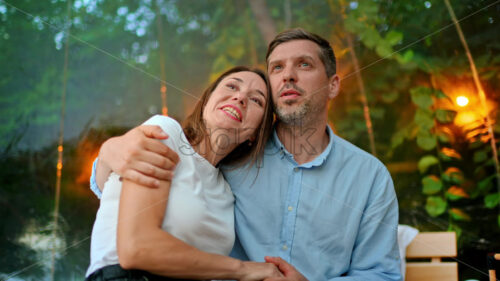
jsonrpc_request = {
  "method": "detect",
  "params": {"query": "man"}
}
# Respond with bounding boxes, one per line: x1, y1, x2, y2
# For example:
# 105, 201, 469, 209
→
90, 28, 401, 280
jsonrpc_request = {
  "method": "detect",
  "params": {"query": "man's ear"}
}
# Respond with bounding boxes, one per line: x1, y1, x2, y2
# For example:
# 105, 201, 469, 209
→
328, 74, 340, 100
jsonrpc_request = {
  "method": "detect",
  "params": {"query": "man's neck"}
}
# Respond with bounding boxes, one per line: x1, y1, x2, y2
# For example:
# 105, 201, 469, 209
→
276, 118, 330, 165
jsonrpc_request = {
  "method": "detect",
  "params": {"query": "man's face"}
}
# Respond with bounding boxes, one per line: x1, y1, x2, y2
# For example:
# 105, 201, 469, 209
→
267, 40, 338, 125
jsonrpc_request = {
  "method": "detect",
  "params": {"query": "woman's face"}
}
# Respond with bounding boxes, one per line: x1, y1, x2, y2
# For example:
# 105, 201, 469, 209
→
202, 71, 268, 144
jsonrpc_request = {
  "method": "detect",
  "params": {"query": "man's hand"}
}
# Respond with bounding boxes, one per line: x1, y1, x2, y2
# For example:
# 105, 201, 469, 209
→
98, 125, 180, 188
263, 256, 308, 281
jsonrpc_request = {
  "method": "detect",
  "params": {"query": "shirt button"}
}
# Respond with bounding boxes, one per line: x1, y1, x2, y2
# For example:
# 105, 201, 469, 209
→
287, 206, 293, 211
293, 167, 299, 172
282, 244, 288, 250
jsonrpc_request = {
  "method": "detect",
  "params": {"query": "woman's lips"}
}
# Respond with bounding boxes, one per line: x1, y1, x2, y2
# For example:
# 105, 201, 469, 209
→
220, 105, 242, 122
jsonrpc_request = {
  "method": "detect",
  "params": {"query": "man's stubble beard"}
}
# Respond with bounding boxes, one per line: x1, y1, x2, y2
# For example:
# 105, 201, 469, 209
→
274, 98, 314, 127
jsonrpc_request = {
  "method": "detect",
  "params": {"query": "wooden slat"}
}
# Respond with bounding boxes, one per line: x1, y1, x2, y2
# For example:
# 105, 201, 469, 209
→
406, 262, 458, 281
406, 232, 457, 258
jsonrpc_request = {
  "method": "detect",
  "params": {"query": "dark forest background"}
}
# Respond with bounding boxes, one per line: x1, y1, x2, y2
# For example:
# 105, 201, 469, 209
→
1, 0, 499, 280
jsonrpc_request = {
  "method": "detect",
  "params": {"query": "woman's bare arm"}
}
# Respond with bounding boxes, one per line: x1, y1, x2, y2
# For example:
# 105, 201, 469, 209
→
117, 178, 281, 280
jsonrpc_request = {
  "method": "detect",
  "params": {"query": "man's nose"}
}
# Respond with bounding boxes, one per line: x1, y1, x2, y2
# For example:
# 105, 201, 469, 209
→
282, 66, 297, 83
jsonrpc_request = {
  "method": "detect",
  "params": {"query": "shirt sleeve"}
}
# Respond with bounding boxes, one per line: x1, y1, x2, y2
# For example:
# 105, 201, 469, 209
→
89, 157, 102, 199
329, 168, 402, 281
88, 115, 182, 200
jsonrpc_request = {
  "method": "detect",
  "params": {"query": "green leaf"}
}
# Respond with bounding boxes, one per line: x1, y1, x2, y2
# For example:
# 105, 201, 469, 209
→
425, 196, 447, 217
381, 91, 399, 103
396, 49, 414, 64
422, 175, 443, 195
435, 109, 457, 123
473, 150, 488, 163
478, 174, 495, 193
414, 108, 434, 131
410, 87, 434, 108
391, 130, 405, 149
418, 155, 439, 173
375, 43, 393, 58
441, 167, 464, 185
446, 186, 469, 201
484, 193, 500, 208
360, 28, 381, 49
417, 132, 437, 150
433, 90, 449, 99
449, 208, 471, 221
437, 131, 452, 143
385, 30, 403, 45
439, 147, 461, 161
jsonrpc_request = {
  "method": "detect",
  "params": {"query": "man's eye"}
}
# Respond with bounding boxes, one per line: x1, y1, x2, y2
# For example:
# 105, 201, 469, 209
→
300, 62, 310, 67
273, 65, 282, 71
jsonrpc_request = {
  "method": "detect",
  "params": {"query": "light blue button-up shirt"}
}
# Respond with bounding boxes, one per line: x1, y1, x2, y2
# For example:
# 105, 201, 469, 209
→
90, 125, 401, 280
222, 126, 401, 280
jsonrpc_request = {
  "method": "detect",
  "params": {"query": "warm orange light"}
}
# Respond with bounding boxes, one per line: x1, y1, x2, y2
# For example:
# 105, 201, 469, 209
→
57, 145, 63, 152
455, 111, 480, 126
456, 96, 469, 107
57, 163, 62, 170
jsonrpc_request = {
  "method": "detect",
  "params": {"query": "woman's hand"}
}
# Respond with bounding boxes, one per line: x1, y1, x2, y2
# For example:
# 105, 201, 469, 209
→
238, 261, 283, 281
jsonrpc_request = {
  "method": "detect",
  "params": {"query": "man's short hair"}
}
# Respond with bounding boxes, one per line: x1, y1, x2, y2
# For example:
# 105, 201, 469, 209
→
266, 28, 337, 78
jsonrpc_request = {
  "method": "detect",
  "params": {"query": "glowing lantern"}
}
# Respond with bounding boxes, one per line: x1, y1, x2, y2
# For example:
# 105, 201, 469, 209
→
456, 96, 469, 107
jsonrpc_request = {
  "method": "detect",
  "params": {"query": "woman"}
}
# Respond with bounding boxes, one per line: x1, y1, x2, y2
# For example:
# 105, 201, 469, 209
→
86, 66, 281, 280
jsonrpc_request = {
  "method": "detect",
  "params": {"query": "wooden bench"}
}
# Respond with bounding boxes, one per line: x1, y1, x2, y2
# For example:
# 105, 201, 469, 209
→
405, 232, 458, 281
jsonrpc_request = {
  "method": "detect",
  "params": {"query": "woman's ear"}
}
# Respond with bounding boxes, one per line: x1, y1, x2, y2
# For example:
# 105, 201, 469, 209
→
248, 135, 256, 146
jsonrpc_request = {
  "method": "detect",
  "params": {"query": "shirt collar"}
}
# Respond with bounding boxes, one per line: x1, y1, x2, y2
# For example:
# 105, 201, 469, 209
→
271, 125, 335, 168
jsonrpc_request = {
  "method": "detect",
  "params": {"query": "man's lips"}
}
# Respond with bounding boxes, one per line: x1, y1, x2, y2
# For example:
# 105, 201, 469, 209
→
280, 89, 301, 99
220, 105, 242, 122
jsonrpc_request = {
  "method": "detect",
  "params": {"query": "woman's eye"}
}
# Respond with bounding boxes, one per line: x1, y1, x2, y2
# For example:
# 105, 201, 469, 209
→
250, 97, 263, 106
272, 65, 282, 71
226, 84, 237, 90
300, 62, 310, 67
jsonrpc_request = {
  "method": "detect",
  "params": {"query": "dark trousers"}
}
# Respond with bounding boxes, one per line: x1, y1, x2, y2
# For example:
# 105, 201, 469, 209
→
86, 264, 195, 281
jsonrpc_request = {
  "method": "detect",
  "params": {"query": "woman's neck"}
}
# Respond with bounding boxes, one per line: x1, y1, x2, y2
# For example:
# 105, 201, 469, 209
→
193, 131, 239, 166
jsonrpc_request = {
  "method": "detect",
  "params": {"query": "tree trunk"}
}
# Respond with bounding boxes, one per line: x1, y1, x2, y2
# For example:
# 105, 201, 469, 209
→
248, 0, 277, 45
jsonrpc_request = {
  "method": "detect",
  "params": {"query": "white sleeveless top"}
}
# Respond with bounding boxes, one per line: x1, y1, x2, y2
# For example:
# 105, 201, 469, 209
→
86, 115, 235, 277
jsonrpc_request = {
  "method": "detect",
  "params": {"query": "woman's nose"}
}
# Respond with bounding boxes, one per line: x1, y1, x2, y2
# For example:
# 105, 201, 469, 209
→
232, 92, 247, 107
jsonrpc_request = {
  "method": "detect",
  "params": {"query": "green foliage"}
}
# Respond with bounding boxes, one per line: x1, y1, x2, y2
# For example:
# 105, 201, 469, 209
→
435, 109, 456, 124
425, 196, 447, 217
416, 131, 437, 150
410, 87, 433, 109
2, 0, 499, 278
446, 186, 469, 201
449, 208, 471, 221
418, 155, 439, 173
484, 193, 500, 209
422, 175, 443, 195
